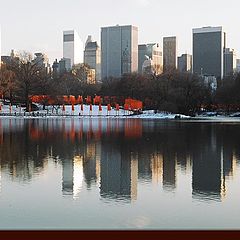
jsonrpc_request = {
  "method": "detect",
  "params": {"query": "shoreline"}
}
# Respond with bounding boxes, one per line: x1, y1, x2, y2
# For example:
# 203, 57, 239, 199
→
0, 114, 240, 122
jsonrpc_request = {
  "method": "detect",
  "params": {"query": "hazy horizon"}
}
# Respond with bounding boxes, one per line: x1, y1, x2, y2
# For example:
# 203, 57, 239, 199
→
0, 0, 239, 64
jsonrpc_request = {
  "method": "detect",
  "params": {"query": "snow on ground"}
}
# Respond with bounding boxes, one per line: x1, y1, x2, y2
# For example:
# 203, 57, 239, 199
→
0, 103, 191, 119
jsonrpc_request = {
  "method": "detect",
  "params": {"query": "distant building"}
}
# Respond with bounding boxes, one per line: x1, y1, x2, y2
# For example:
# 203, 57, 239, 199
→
59, 58, 71, 74
33, 52, 51, 74
224, 48, 237, 77
101, 25, 138, 79
1, 49, 19, 65
163, 36, 177, 72
193, 26, 226, 79
84, 35, 101, 82
138, 43, 163, 75
52, 59, 59, 77
1, 56, 12, 65
237, 59, 240, 73
86, 69, 96, 84
177, 54, 192, 72
142, 57, 155, 75
202, 75, 217, 92
63, 30, 84, 67
72, 63, 96, 84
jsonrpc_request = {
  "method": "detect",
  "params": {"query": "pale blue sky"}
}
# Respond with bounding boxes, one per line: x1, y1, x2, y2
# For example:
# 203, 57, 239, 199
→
0, 0, 239, 63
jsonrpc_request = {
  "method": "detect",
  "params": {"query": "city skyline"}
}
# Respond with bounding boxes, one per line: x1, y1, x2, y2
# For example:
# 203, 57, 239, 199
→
0, 0, 239, 64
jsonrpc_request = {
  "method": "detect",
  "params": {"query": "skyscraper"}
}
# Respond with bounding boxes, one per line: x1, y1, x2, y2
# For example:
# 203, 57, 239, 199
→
101, 25, 138, 79
177, 54, 192, 72
138, 43, 163, 75
163, 36, 177, 72
84, 35, 101, 82
193, 26, 226, 79
237, 59, 240, 73
224, 48, 237, 77
63, 30, 84, 67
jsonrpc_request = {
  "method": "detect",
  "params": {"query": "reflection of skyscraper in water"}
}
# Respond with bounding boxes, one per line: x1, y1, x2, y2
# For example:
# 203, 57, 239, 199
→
62, 158, 73, 195
231, 153, 238, 178
95, 143, 101, 186
138, 154, 152, 182
192, 132, 222, 201
130, 153, 138, 201
163, 152, 176, 191
176, 152, 192, 174
62, 156, 83, 198
83, 142, 101, 188
222, 144, 234, 178
151, 153, 163, 184
100, 144, 138, 201
73, 156, 83, 199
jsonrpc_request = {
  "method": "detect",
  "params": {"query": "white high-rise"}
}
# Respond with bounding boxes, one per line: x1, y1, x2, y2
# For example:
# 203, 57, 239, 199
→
63, 30, 84, 67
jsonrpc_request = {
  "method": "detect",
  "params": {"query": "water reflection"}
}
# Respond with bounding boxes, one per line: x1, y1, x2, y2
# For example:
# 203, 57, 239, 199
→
0, 119, 240, 203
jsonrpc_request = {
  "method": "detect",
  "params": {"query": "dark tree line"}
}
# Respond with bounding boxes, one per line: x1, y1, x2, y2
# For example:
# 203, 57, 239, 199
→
100, 71, 212, 115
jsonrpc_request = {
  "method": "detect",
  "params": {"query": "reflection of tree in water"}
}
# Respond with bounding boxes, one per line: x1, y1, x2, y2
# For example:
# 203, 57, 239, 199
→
0, 119, 240, 202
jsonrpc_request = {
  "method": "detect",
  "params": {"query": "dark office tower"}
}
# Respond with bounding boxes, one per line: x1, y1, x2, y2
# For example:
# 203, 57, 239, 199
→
193, 26, 226, 79
163, 36, 177, 72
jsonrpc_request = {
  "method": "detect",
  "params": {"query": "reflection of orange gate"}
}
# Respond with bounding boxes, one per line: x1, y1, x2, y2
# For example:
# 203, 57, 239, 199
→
125, 120, 142, 138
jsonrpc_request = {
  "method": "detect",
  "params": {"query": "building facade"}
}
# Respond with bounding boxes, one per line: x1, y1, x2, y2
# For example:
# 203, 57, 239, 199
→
59, 58, 71, 74
193, 26, 226, 79
163, 36, 177, 72
101, 25, 138, 79
237, 59, 240, 73
224, 48, 237, 77
63, 30, 84, 67
84, 35, 101, 82
177, 54, 192, 72
33, 52, 51, 74
138, 43, 163, 75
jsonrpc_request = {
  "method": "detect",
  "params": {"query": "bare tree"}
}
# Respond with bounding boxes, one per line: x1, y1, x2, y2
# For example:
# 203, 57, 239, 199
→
8, 51, 46, 110
0, 63, 16, 104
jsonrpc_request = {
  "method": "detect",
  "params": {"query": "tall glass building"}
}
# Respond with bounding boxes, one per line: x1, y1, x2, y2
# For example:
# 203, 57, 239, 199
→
193, 26, 226, 79
63, 30, 84, 67
101, 25, 138, 79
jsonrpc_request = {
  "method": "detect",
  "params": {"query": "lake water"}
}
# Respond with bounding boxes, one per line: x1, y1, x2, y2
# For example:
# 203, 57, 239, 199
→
0, 118, 240, 230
